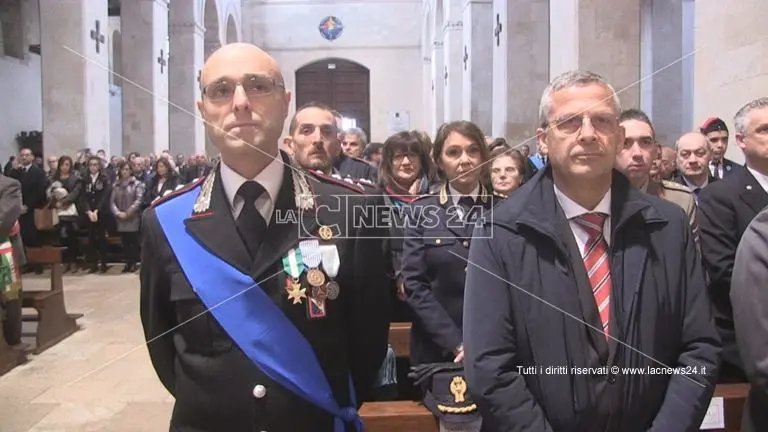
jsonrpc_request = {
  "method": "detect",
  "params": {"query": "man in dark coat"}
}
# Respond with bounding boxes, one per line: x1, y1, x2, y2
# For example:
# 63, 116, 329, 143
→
9, 148, 48, 273
698, 97, 768, 383
463, 71, 720, 432
140, 43, 391, 432
731, 205, 768, 432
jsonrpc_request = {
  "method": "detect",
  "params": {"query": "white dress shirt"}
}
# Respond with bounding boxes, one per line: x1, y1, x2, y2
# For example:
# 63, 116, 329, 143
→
553, 184, 612, 257
709, 161, 724, 180
449, 183, 479, 219
747, 166, 768, 194
219, 157, 284, 224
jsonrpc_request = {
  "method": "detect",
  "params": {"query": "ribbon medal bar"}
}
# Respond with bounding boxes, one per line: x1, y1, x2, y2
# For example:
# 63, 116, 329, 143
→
282, 248, 306, 305
300, 240, 327, 319
320, 245, 341, 300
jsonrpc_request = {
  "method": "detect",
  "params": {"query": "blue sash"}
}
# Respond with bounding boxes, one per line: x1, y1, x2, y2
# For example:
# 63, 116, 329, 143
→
155, 188, 362, 432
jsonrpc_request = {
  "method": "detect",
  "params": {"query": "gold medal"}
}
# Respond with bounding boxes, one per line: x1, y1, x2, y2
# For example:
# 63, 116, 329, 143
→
318, 225, 333, 240
285, 279, 306, 305
306, 268, 326, 287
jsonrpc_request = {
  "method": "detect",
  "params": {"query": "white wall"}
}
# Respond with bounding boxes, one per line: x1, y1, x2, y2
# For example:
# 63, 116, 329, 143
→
0, 0, 42, 159
244, 0, 424, 142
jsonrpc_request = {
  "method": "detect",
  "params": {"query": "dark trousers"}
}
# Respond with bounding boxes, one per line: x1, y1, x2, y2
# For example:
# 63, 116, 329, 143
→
120, 231, 139, 266
57, 220, 80, 264
2, 299, 22, 345
86, 221, 108, 265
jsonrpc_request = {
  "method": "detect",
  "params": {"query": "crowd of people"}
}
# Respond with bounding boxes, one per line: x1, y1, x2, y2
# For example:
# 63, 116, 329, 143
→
2, 41, 767, 432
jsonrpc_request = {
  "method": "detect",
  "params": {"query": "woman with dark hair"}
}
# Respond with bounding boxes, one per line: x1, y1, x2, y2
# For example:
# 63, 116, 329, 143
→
47, 155, 82, 272
79, 155, 111, 273
489, 146, 526, 199
143, 158, 181, 207
401, 120, 493, 366
378, 130, 437, 322
110, 161, 145, 272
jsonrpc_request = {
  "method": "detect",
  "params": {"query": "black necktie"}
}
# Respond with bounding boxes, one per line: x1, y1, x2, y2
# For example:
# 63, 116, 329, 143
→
458, 196, 475, 221
236, 181, 268, 258
712, 162, 721, 180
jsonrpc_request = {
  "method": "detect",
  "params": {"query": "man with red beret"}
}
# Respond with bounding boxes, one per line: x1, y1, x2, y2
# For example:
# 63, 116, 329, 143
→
700, 117, 742, 179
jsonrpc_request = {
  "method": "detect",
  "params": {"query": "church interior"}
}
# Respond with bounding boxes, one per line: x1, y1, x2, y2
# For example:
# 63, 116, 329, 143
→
0, 0, 767, 430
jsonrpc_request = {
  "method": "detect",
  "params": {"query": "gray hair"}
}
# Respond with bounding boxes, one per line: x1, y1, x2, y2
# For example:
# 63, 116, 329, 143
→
341, 127, 368, 146
733, 97, 768, 136
538, 70, 621, 127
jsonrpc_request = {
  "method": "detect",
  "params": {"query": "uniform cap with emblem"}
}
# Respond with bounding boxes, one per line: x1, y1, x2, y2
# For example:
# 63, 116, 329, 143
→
408, 362, 481, 425
700, 117, 728, 135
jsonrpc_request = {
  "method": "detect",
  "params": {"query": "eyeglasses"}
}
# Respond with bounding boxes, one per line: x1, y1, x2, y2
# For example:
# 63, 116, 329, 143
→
202, 74, 285, 102
393, 152, 418, 164
548, 113, 618, 135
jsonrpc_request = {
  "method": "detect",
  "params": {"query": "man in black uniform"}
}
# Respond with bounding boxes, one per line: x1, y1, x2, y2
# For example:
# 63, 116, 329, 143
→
287, 102, 377, 191
140, 43, 392, 432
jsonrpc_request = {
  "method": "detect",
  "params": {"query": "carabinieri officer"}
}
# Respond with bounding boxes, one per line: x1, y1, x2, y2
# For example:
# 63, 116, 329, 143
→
140, 43, 392, 432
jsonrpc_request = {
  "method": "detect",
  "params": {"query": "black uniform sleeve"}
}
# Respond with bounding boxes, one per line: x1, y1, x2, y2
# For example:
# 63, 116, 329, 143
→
347, 193, 392, 404
139, 208, 178, 395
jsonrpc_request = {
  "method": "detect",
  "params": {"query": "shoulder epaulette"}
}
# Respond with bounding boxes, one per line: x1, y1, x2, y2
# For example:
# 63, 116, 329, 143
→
413, 192, 437, 202
151, 176, 205, 208
306, 170, 365, 193
661, 180, 693, 194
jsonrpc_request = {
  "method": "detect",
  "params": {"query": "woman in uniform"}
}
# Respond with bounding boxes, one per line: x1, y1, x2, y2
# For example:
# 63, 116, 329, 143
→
401, 120, 493, 366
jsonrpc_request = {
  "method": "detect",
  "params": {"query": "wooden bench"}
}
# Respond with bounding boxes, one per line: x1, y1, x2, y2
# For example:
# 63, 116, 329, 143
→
389, 323, 411, 358
21, 246, 80, 354
360, 401, 435, 432
361, 383, 749, 432
384, 324, 749, 431
712, 383, 749, 432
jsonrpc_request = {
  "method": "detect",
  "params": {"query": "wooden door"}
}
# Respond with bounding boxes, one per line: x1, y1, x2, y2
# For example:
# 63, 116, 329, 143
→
295, 58, 371, 139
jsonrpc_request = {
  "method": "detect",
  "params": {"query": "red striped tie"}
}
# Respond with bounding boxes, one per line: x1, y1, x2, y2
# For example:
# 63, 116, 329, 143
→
575, 213, 611, 339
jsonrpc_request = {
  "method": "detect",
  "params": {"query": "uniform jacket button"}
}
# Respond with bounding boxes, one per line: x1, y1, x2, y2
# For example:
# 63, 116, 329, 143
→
253, 384, 267, 399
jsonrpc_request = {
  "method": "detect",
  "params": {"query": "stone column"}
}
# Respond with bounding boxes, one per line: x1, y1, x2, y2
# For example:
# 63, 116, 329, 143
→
550, 0, 642, 109
40, 0, 110, 157
430, 38, 445, 131
694, 0, 767, 165
462, 0, 493, 135
492, 0, 549, 146
121, 0, 170, 156
442, 0, 463, 123
169, 3, 205, 156
645, 0, 683, 146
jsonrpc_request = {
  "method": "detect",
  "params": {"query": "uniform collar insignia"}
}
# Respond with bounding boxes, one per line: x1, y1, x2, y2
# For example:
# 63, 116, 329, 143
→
192, 156, 316, 215
288, 156, 315, 211
439, 183, 489, 204
192, 166, 216, 215
439, 183, 449, 205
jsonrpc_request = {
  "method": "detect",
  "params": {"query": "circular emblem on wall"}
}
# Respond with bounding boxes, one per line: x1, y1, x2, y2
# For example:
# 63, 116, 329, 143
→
319, 16, 344, 41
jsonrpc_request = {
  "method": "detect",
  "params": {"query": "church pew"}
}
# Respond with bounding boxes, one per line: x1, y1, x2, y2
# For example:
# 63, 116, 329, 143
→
385, 323, 749, 431
712, 383, 749, 432
388, 322, 410, 358
360, 400, 436, 432
21, 246, 81, 354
